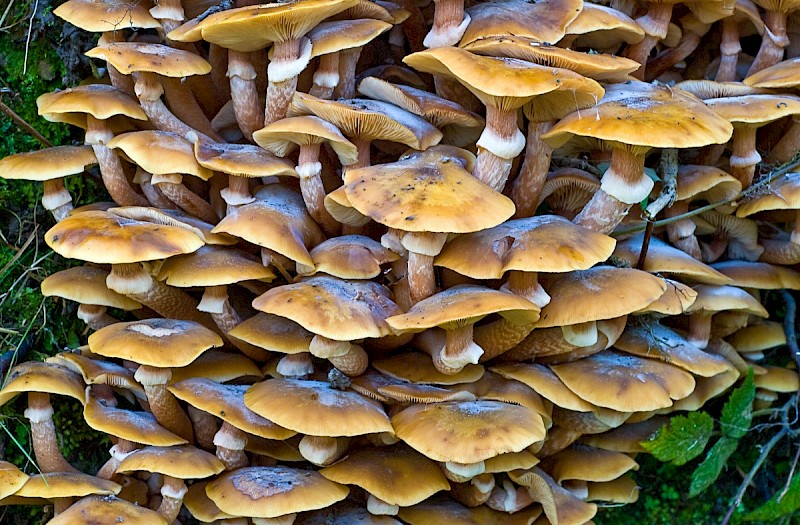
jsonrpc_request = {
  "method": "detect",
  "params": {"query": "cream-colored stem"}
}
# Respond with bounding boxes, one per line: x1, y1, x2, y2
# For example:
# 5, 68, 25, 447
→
407, 251, 437, 305
26, 392, 78, 473
747, 10, 788, 76
158, 476, 187, 523
299, 143, 339, 236
156, 178, 220, 224
716, 17, 741, 82
96, 439, 138, 480
335, 48, 362, 99
42, 178, 73, 221
215, 422, 248, 470
729, 125, 759, 188
77, 304, 118, 331
229, 49, 263, 142
572, 189, 632, 234
511, 120, 554, 218
310, 53, 339, 99
687, 311, 713, 349
474, 106, 521, 191
474, 318, 536, 362
136, 169, 178, 209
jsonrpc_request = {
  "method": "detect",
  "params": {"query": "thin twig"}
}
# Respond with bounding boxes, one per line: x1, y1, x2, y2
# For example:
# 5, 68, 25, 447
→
777, 444, 800, 503
780, 290, 800, 371
720, 427, 789, 525
23, 0, 38, 75
637, 149, 678, 269
614, 158, 800, 237
0, 98, 51, 147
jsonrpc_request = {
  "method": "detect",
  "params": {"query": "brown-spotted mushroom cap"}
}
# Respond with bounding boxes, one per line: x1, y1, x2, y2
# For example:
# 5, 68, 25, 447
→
550, 351, 696, 412
11, 472, 120, 499
320, 446, 450, 514
534, 267, 666, 347
169, 378, 296, 440
206, 466, 349, 519
0, 462, 29, 500
47, 495, 168, 525
245, 378, 393, 437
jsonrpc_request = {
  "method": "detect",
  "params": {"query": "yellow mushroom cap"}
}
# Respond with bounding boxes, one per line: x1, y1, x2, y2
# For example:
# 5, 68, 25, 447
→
252, 276, 401, 341
88, 319, 223, 367
157, 245, 275, 287
728, 321, 787, 352
0, 145, 96, 181
228, 313, 314, 354
48, 495, 168, 525
54, 0, 160, 32
372, 352, 485, 385
548, 444, 639, 483
108, 130, 212, 179
169, 0, 360, 51
167, 350, 263, 385
206, 466, 349, 518
676, 164, 742, 202
386, 285, 540, 332
711, 261, 800, 289
41, 266, 142, 310
116, 445, 225, 478
461, 0, 583, 46
550, 351, 696, 412
392, 400, 546, 463
535, 267, 667, 328
320, 446, 450, 506
343, 151, 514, 233
108, 206, 236, 245
193, 139, 298, 178
299, 235, 400, 279
436, 215, 616, 279
744, 56, 800, 88
169, 378, 296, 440
37, 84, 147, 121
0, 462, 29, 500
0, 361, 85, 407
687, 285, 770, 315
705, 94, 800, 125
542, 81, 734, 151
245, 379, 393, 436
46, 210, 204, 264
309, 19, 392, 56
613, 235, 732, 284
253, 115, 359, 165
86, 42, 212, 77
736, 172, 800, 216
14, 472, 120, 499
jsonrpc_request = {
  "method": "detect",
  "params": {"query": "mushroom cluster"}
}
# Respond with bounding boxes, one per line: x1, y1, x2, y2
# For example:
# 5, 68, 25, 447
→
3, 0, 800, 522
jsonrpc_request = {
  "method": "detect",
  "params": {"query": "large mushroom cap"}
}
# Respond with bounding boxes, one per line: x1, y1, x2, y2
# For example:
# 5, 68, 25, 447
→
253, 115, 359, 165
612, 235, 732, 284
88, 318, 223, 367
460, 0, 583, 46
41, 266, 142, 310
391, 400, 546, 463
343, 150, 514, 233
107, 130, 212, 179
252, 276, 400, 341
0, 461, 29, 500
45, 210, 204, 264
435, 215, 616, 279
0, 145, 97, 181
244, 379, 393, 436
206, 466, 350, 518
157, 245, 275, 287
37, 84, 147, 121
54, 0, 160, 31
541, 81, 734, 151
116, 444, 225, 478
86, 42, 212, 76
47, 495, 168, 525
0, 361, 85, 406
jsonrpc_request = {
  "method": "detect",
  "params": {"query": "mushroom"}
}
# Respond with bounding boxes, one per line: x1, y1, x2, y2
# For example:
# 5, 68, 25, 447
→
47, 495, 167, 525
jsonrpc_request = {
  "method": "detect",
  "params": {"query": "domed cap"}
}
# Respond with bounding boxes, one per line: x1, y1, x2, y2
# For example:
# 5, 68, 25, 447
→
535, 267, 667, 328
391, 400, 546, 463
463, 36, 640, 82
711, 261, 800, 289
0, 145, 96, 181
705, 94, 800, 125
41, 266, 142, 309
116, 444, 224, 478
0, 361, 85, 407
290, 92, 443, 149
47, 495, 168, 525
320, 446, 450, 506
206, 466, 349, 518
169, 378, 296, 440
744, 56, 800, 88
167, 350, 262, 385
460, 0, 582, 46
228, 313, 314, 355
48, 352, 144, 398
298, 235, 399, 279
244, 379, 393, 436
736, 172, 800, 217
542, 81, 734, 151
54, 0, 160, 31
157, 245, 275, 287
548, 444, 639, 483
37, 84, 147, 121
13, 472, 120, 499
108, 130, 212, 179
0, 462, 29, 499
193, 139, 298, 178
565, 3, 645, 48
84, 388, 188, 446
676, 164, 742, 202
253, 276, 400, 341
108, 206, 236, 245
88, 318, 223, 367
435, 215, 615, 279
253, 115, 358, 166
343, 149, 514, 233
490, 362, 600, 412
86, 42, 211, 76
212, 185, 324, 267
550, 351, 696, 412
687, 285, 769, 316
309, 19, 393, 56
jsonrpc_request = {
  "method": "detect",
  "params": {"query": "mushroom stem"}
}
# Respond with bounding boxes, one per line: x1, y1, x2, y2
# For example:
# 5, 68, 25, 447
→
367, 494, 400, 516
473, 317, 538, 362
511, 120, 555, 218
229, 49, 263, 142
133, 72, 214, 141
188, 406, 219, 451
310, 53, 340, 99
687, 311, 713, 349
425, 0, 468, 48
572, 189, 633, 234
25, 392, 79, 474
134, 365, 195, 442
158, 475, 188, 523
334, 48, 362, 99
716, 17, 741, 82
625, 2, 674, 79
96, 439, 138, 480
747, 10, 789, 76
135, 169, 178, 209
214, 422, 249, 470
328, 344, 368, 376
99, 31, 135, 95
276, 353, 315, 378
221, 174, 255, 210
153, 173, 219, 224
265, 38, 307, 125
665, 200, 702, 259
42, 178, 73, 222
441, 323, 484, 371
85, 116, 148, 207
768, 116, 800, 164
298, 143, 340, 236
298, 435, 350, 466
161, 77, 222, 141
474, 105, 525, 191
561, 321, 599, 347
77, 304, 118, 331
407, 251, 437, 305
503, 270, 550, 308
729, 125, 760, 188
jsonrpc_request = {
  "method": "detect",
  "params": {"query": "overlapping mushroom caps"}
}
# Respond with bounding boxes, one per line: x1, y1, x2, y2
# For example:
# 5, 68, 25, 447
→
8, 0, 800, 522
